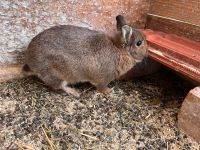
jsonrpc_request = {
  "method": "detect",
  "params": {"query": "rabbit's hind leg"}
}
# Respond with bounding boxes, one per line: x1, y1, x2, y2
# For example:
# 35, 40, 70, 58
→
38, 73, 80, 97
59, 81, 80, 97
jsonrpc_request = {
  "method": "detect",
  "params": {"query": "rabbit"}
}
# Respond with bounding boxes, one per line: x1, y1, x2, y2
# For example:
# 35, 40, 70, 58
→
23, 15, 147, 97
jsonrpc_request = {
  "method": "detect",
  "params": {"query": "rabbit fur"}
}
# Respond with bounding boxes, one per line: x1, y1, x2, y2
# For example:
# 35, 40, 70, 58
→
23, 15, 147, 97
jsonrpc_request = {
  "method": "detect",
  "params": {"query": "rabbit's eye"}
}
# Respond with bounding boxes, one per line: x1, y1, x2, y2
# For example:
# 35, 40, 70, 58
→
136, 40, 142, 47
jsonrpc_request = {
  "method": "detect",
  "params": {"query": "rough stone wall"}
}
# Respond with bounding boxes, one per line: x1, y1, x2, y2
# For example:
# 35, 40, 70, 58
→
0, 0, 150, 65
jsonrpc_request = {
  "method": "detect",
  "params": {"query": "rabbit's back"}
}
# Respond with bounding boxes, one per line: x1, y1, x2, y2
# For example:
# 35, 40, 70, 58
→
29, 25, 111, 54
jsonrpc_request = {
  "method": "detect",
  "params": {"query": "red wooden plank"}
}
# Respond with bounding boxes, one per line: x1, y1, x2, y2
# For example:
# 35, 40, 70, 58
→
143, 29, 200, 83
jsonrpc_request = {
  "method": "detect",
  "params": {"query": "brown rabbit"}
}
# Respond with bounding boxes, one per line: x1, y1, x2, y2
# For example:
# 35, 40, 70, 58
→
23, 15, 147, 97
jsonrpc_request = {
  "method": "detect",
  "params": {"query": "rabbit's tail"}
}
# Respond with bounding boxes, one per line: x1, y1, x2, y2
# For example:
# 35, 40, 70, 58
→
22, 64, 34, 76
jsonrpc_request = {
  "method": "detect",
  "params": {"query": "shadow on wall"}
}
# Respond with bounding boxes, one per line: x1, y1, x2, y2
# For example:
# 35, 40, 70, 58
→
120, 58, 161, 80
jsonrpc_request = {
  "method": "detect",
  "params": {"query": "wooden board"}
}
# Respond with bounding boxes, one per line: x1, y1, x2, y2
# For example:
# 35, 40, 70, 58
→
143, 30, 200, 83
146, 15, 200, 42
149, 0, 200, 26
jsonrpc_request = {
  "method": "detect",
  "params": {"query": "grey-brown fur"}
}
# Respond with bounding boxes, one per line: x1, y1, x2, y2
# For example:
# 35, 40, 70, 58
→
24, 15, 147, 97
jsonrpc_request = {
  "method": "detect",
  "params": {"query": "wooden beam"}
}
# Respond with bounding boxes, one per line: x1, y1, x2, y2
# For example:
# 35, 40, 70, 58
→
0, 65, 24, 83
146, 15, 200, 42
143, 29, 200, 83
149, 0, 200, 26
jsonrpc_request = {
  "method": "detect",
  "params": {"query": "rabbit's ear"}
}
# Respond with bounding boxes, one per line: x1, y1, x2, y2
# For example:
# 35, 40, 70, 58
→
122, 25, 132, 44
116, 15, 126, 31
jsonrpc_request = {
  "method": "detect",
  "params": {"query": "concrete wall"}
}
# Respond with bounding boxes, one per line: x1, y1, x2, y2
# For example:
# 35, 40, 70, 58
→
0, 0, 150, 66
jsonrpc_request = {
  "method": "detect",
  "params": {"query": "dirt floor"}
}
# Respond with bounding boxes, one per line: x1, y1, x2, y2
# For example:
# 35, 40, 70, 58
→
0, 68, 200, 150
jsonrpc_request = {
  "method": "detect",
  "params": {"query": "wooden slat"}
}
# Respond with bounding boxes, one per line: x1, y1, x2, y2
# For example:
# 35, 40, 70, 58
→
0, 65, 24, 83
146, 15, 200, 42
143, 30, 200, 83
150, 0, 200, 26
